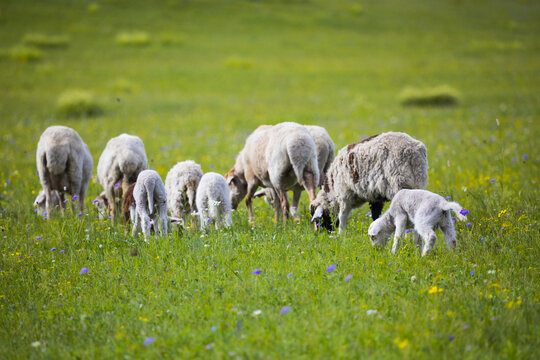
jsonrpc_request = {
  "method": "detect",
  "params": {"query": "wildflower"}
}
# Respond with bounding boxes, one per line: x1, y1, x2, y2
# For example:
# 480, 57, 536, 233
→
470, 271, 475, 275
345, 275, 352, 281
92, 199, 99, 205
77, 213, 83, 217
487, 270, 496, 274
366, 309, 377, 315
411, 275, 417, 282
31, 341, 41, 347
397, 269, 402, 273
365, 211, 371, 217
491, 317, 496, 321
445, 196, 452, 200
211, 326, 216, 332
60, 250, 65, 253
63, 199, 69, 204
72, 195, 78, 200
252, 269, 261, 275
327, 264, 337, 273
490, 178, 496, 183
51, 248, 56, 252
466, 222, 472, 226
393, 338, 409, 349
252, 309, 262, 316
448, 335, 454, 341
79, 267, 89, 274
114, 182, 120, 189
481, 237, 485, 242
523, 154, 529, 161
463, 325, 469, 329
143, 337, 156, 346
287, 273, 293, 278
36, 236, 42, 241
460, 209, 469, 216
280, 306, 291, 314
206, 343, 214, 350
428, 286, 443, 294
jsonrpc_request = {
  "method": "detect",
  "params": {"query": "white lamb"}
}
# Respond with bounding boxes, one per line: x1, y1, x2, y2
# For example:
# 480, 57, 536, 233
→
254, 124, 335, 218
311, 132, 428, 233
96, 133, 148, 221
34, 125, 93, 216
131, 170, 169, 238
196, 172, 233, 231
165, 160, 203, 224
225, 122, 319, 224
368, 189, 467, 256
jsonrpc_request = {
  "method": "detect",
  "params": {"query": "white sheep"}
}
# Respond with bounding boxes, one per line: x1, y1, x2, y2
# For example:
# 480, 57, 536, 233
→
368, 189, 467, 256
196, 172, 233, 231
33, 190, 60, 215
254, 124, 335, 218
96, 133, 148, 221
225, 122, 320, 224
131, 170, 169, 238
311, 132, 428, 233
165, 160, 203, 224
35, 125, 93, 216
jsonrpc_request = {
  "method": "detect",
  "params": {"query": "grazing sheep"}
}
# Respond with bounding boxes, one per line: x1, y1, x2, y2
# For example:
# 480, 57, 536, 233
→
225, 122, 320, 224
311, 132, 428, 233
368, 189, 467, 256
35, 125, 93, 216
254, 124, 335, 218
165, 160, 203, 224
196, 172, 232, 231
96, 133, 148, 221
34, 190, 60, 215
131, 170, 169, 238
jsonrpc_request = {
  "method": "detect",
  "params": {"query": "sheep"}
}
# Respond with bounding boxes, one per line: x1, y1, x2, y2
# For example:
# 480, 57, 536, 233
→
131, 170, 169, 238
35, 125, 93, 216
310, 132, 428, 233
254, 124, 335, 218
225, 122, 320, 225
96, 133, 148, 221
368, 189, 467, 256
196, 172, 233, 231
33, 190, 60, 215
164, 160, 203, 225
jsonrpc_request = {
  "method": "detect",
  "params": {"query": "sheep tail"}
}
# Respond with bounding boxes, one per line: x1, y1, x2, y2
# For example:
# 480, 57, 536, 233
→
444, 201, 466, 221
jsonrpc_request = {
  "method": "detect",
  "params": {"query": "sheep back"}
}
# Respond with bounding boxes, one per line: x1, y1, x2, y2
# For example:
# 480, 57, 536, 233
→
165, 160, 203, 217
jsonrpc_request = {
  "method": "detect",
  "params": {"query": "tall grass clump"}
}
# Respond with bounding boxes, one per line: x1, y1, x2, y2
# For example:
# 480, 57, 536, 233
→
399, 85, 461, 107
115, 31, 151, 46
56, 89, 103, 118
8, 45, 43, 62
22, 33, 70, 48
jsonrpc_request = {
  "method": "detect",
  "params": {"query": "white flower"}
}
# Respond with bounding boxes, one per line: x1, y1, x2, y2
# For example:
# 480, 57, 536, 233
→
366, 309, 377, 315
487, 270, 496, 274
252, 309, 262, 316
31, 341, 41, 347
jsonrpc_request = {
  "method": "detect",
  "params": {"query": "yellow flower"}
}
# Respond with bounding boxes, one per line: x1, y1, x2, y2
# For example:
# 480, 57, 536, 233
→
428, 286, 443, 294
393, 337, 409, 349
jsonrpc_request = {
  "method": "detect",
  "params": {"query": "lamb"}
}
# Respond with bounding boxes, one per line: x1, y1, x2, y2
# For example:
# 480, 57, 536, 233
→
196, 172, 233, 231
131, 170, 169, 238
368, 189, 467, 256
34, 125, 93, 216
96, 133, 148, 221
164, 160, 203, 224
310, 132, 428, 233
225, 122, 320, 224
33, 190, 60, 215
254, 124, 335, 218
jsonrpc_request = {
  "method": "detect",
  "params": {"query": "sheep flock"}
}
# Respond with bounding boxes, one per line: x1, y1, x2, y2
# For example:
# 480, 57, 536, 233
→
34, 123, 467, 255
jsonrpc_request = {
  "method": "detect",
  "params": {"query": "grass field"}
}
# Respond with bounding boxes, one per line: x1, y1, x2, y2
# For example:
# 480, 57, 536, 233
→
0, 0, 539, 358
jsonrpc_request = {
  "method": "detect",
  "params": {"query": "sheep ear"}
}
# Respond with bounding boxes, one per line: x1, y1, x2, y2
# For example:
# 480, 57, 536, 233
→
311, 206, 324, 223
253, 189, 266, 198
226, 176, 235, 185
34, 192, 45, 205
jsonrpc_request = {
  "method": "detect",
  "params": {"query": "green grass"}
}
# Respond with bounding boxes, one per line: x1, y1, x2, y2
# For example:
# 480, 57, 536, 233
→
0, 0, 539, 358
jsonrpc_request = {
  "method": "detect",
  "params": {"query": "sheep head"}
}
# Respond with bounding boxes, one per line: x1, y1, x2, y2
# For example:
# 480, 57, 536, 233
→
368, 216, 394, 248
310, 192, 337, 232
225, 167, 247, 210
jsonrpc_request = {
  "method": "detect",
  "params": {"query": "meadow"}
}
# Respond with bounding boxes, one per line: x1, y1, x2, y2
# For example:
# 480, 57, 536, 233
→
0, 0, 539, 358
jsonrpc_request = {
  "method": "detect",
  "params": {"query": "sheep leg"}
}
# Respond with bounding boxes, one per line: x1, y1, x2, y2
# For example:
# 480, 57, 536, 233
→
131, 211, 141, 236
290, 189, 302, 219
275, 188, 290, 225
244, 182, 259, 224
302, 171, 318, 202
141, 213, 152, 238
159, 203, 169, 235
419, 227, 437, 257
369, 201, 384, 220
78, 193, 85, 216
391, 215, 407, 254
413, 230, 423, 248
337, 203, 352, 234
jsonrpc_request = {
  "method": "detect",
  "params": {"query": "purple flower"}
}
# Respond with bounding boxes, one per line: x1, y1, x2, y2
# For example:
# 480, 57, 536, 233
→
51, 248, 57, 252
209, 164, 215, 169
63, 199, 69, 204
36, 236, 42, 241
212, 264, 217, 269
34, 209, 38, 213
72, 195, 78, 200
451, 216, 456, 223
480, 237, 485, 242
92, 199, 99, 205
287, 273, 293, 278
280, 306, 291, 314
523, 154, 529, 161
466, 222, 472, 226
327, 264, 337, 273
77, 212, 83, 217
211, 326, 216, 332
397, 269, 402, 273
405, 229, 412, 234
206, 218, 211, 223
470, 271, 475, 275
491, 317, 497, 321
463, 325, 469, 330
345, 275, 352, 281
445, 196, 452, 200
365, 211, 371, 217
460, 209, 469, 216
143, 337, 156, 346
79, 267, 89, 274
252, 269, 261, 275
114, 182, 120, 189
1, 209, 6, 213
43, 212, 48, 216
206, 343, 214, 350
448, 335, 454, 341
490, 178, 496, 183
60, 250, 65, 253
